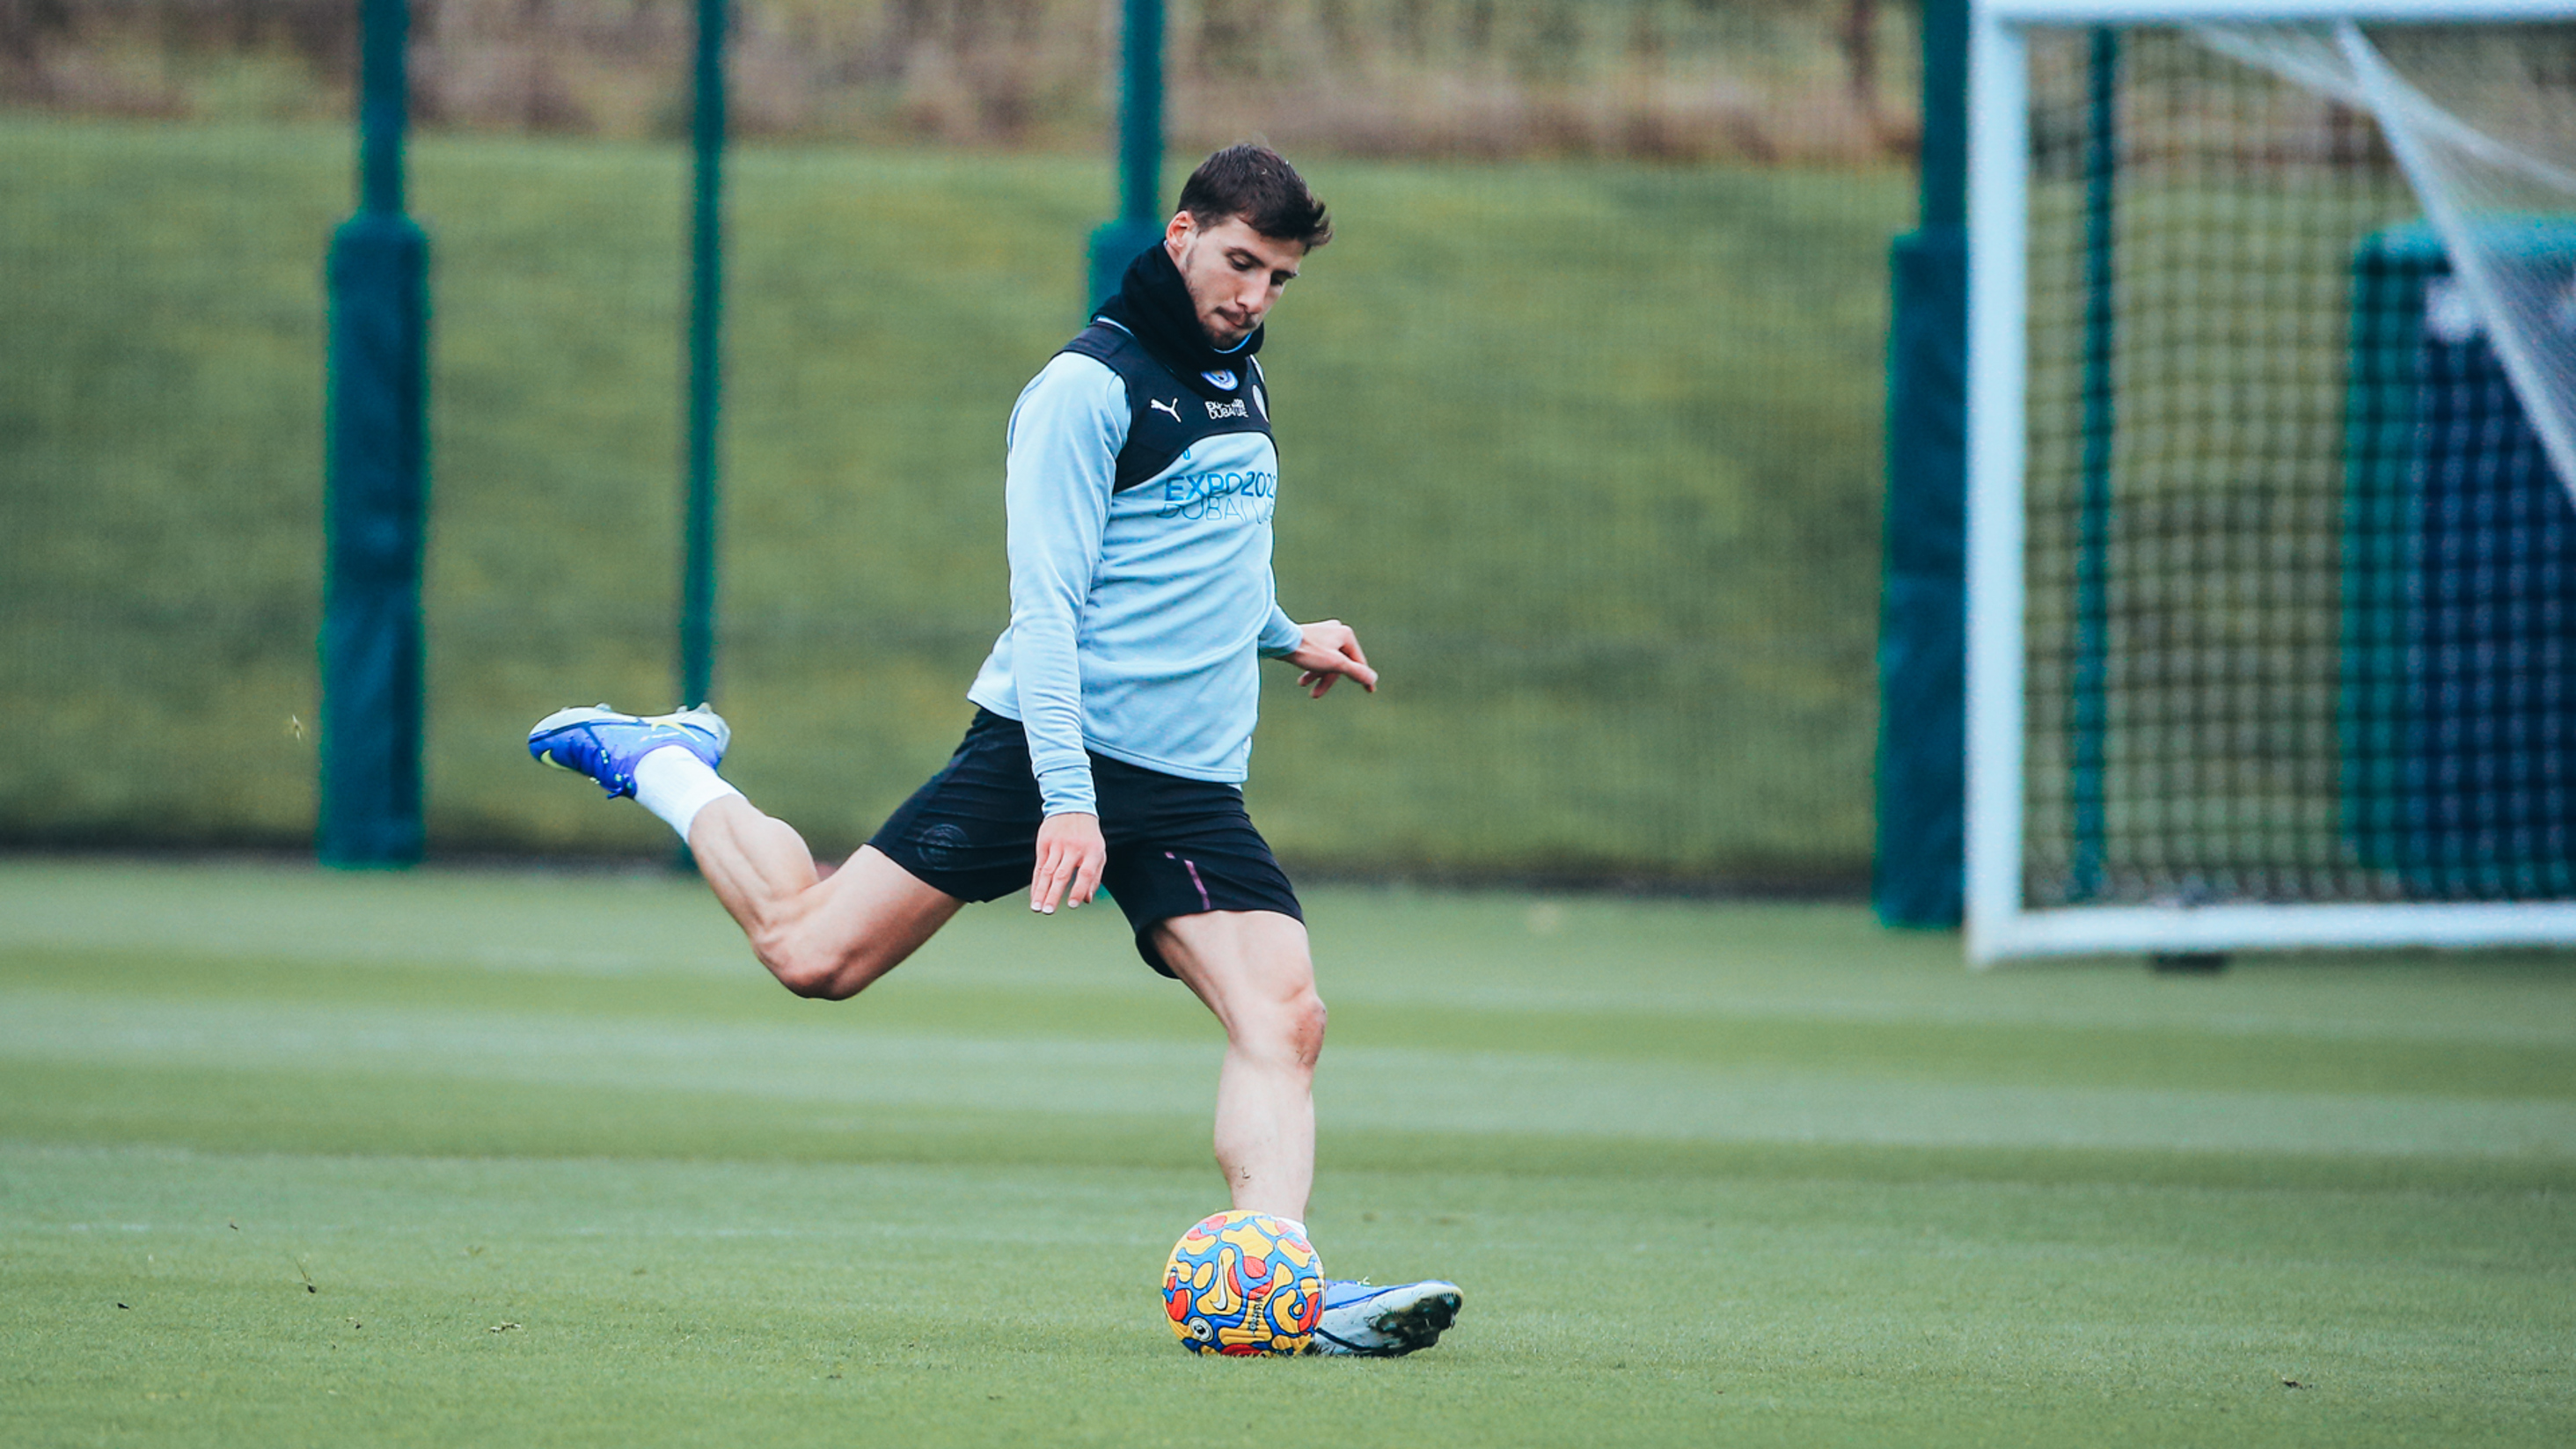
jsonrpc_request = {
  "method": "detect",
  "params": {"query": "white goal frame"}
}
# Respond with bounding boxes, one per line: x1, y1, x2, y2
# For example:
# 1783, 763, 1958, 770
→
1965, 0, 2576, 962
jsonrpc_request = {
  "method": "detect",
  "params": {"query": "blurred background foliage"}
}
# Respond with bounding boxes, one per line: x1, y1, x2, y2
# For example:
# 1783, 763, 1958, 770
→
2, 0, 1920, 159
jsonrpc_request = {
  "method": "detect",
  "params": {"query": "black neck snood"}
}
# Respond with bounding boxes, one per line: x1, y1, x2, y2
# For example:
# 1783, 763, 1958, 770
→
1094, 241, 1261, 399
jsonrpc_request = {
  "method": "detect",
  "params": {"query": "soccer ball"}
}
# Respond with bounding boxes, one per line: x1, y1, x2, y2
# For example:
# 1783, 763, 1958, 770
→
1160, 1211, 1324, 1356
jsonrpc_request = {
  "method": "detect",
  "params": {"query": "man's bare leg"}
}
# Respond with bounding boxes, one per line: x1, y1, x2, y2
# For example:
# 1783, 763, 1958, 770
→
687, 797, 962, 1001
1151, 910, 1325, 1222
528, 707, 960, 1000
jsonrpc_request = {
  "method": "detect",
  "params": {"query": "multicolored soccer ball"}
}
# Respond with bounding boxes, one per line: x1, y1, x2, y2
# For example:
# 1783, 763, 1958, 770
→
1160, 1211, 1324, 1356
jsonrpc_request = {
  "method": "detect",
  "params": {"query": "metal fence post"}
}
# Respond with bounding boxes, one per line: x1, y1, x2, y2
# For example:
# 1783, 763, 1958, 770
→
1087, 0, 1166, 311
680, 0, 728, 716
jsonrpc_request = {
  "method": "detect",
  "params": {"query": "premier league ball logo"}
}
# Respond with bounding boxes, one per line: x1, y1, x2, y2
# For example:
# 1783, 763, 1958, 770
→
1160, 1211, 1324, 1356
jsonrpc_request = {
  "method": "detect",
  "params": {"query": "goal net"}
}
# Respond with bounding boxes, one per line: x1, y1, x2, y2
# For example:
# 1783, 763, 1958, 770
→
1967, 2, 2576, 961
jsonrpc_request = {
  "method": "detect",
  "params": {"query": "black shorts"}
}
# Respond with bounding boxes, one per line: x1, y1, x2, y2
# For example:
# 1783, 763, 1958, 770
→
867, 709, 1302, 977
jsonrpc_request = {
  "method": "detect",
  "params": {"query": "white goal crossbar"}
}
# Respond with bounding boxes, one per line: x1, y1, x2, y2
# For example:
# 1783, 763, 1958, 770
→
1965, 0, 2576, 963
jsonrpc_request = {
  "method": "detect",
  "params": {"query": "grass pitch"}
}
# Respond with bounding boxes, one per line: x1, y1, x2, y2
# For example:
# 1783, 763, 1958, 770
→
2, 859, 2572, 1447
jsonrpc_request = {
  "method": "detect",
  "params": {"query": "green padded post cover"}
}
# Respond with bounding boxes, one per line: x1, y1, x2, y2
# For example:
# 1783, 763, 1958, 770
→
320, 214, 430, 867
1873, 226, 1968, 927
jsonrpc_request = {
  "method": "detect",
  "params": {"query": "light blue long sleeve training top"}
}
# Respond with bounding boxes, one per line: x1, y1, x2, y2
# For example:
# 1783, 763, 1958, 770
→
965, 338, 1304, 816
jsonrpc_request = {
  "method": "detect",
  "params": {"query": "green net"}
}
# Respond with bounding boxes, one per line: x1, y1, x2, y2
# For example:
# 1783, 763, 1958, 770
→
3, 1, 1912, 883
2018, 24, 2576, 910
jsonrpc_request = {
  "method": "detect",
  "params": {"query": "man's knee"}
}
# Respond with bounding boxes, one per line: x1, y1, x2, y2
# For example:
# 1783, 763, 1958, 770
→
1248, 985, 1328, 1071
1292, 989, 1328, 1065
753, 925, 877, 1001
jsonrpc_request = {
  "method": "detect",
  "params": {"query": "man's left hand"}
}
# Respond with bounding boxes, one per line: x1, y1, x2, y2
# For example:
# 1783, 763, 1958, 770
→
1284, 619, 1378, 699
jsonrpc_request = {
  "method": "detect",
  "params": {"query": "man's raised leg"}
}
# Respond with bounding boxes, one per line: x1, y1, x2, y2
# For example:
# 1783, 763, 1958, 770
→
530, 704, 957, 1001
689, 804, 961, 1001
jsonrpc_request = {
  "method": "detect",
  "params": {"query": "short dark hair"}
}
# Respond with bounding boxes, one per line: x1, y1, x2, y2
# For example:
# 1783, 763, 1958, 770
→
1176, 144, 1332, 249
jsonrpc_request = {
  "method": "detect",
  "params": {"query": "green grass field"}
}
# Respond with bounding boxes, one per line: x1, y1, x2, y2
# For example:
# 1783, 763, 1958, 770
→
4, 860, 2571, 1446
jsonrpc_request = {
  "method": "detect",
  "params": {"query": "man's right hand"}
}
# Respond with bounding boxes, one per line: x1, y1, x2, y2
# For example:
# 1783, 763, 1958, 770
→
1031, 810, 1106, 915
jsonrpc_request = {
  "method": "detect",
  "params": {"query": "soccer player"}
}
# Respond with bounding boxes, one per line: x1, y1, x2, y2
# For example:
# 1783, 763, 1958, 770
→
529, 144, 1460, 1357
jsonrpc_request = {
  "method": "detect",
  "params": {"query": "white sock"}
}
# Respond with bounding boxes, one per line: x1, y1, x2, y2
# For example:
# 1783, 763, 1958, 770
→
632, 744, 743, 841
1275, 1217, 1310, 1241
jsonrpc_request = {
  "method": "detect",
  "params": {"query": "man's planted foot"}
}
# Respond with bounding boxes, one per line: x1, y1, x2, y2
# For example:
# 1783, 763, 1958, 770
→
527, 704, 729, 800
1307, 1278, 1463, 1357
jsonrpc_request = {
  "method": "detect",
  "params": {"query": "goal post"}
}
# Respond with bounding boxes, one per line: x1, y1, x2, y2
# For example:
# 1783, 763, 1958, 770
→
1965, 0, 2576, 962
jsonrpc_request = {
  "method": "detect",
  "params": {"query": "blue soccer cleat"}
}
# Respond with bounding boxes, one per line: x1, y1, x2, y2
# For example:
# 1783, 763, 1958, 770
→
1308, 1277, 1463, 1357
527, 704, 729, 800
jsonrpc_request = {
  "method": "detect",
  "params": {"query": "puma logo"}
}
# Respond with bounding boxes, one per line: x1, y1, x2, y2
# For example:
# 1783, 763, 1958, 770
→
1148, 397, 1182, 422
